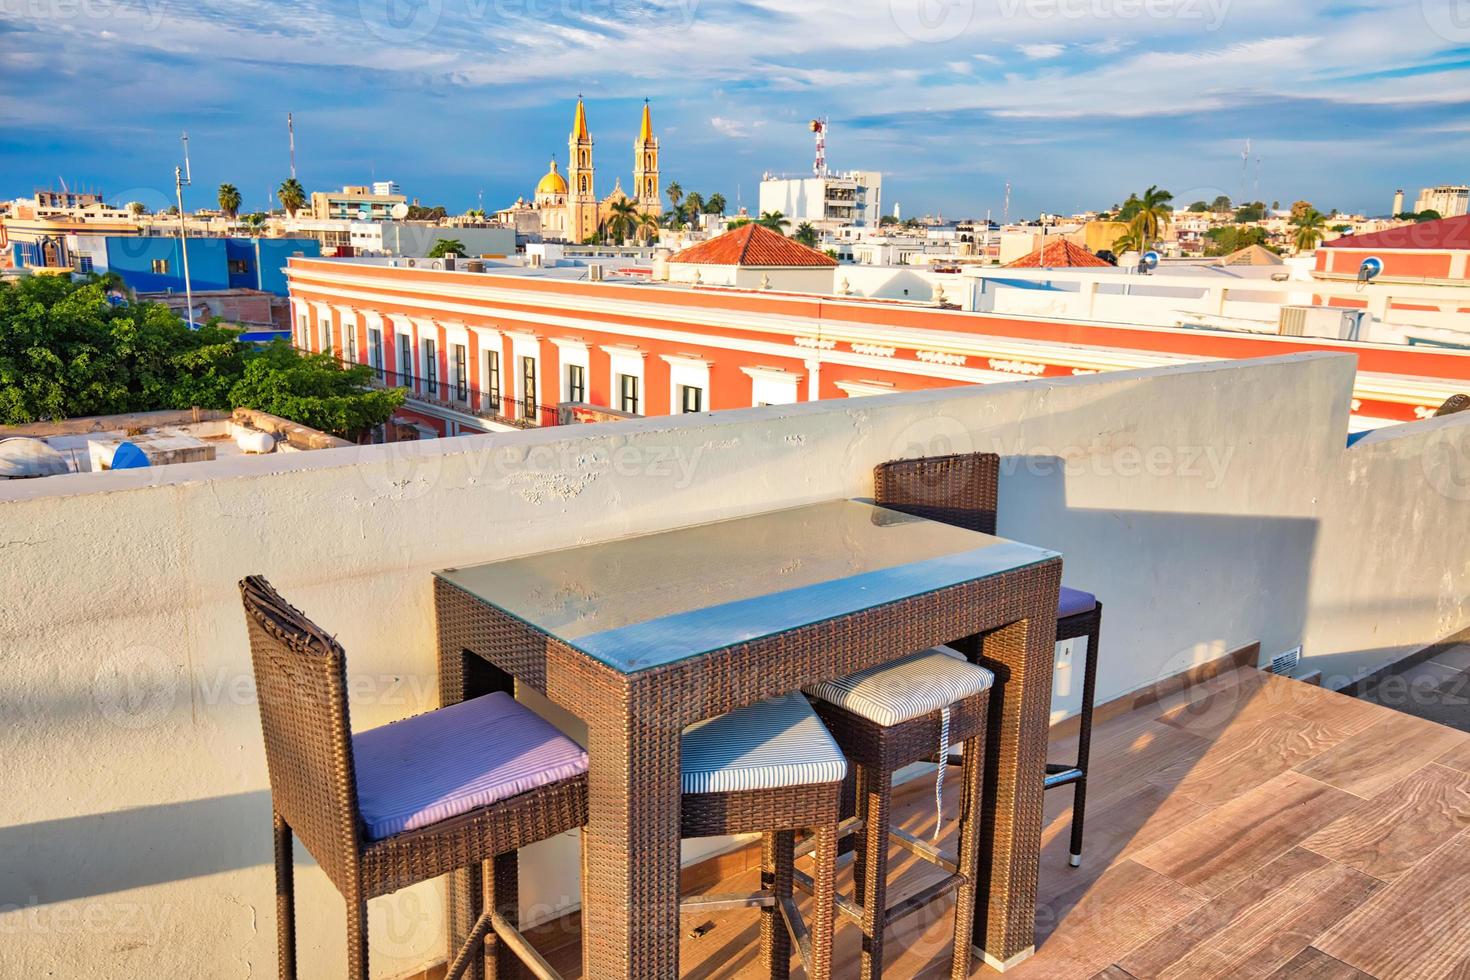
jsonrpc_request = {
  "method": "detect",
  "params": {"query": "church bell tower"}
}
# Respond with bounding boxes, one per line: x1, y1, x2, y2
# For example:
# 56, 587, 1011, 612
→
567, 97, 597, 242
633, 99, 661, 217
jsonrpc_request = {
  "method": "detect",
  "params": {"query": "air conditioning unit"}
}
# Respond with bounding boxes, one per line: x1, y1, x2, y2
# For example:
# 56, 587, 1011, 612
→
588, 264, 604, 282
405, 258, 417, 268
528, 253, 543, 268
1278, 306, 1369, 341
442, 254, 457, 270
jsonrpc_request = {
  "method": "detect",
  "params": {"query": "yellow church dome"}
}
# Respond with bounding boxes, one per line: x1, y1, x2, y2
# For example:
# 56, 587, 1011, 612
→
536, 159, 568, 196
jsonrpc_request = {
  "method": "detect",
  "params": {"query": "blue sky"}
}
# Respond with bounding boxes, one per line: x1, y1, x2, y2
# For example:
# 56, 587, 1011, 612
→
2, 0, 1469, 218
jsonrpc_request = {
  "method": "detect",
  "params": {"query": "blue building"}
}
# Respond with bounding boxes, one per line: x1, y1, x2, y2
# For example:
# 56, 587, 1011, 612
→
66, 235, 320, 297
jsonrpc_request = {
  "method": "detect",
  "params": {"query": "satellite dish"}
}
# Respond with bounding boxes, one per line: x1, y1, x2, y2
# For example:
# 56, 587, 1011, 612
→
390, 202, 409, 219
1141, 250, 1160, 272
110, 442, 150, 470
1358, 256, 1383, 284
357, 207, 371, 221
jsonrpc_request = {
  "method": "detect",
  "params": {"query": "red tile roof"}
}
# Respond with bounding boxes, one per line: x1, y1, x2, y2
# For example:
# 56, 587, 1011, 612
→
1323, 214, 1470, 251
669, 223, 837, 267
1005, 238, 1114, 269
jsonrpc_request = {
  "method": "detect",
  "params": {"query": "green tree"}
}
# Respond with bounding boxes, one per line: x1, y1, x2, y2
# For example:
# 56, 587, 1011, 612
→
704, 193, 725, 214
1234, 201, 1266, 222
217, 183, 242, 218
1203, 225, 1271, 256
426, 238, 465, 258
606, 199, 640, 242
277, 178, 306, 217
228, 342, 403, 440
128, 201, 146, 218
793, 222, 819, 247
1210, 195, 1233, 212
879, 214, 900, 227
1290, 207, 1327, 252
1187, 201, 1210, 213
1417, 209, 1443, 222
406, 204, 448, 221
665, 181, 683, 212
683, 191, 704, 216
663, 201, 690, 230
0, 276, 400, 437
725, 217, 751, 231
1112, 226, 1146, 253
756, 210, 790, 232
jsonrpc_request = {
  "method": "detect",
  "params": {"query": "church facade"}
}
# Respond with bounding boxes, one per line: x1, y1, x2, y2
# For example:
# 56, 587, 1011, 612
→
496, 99, 662, 243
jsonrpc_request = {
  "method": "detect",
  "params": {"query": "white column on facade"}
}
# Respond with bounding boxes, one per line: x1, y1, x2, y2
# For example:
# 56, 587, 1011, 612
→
602, 345, 647, 415
509, 331, 543, 420
805, 358, 821, 402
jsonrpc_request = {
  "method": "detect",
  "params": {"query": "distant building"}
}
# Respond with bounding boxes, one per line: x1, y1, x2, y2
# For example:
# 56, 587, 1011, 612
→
309, 185, 408, 221
1414, 185, 1470, 219
1318, 213, 1470, 283
665, 223, 836, 291
759, 170, 883, 232
1393, 189, 1405, 216
371, 180, 401, 197
66, 235, 320, 296
33, 189, 105, 211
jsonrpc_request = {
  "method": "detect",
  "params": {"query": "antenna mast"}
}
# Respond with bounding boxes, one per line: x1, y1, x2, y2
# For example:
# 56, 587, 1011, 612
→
174, 131, 195, 329
1003, 182, 1012, 225
810, 118, 828, 177
1240, 138, 1251, 203
288, 112, 296, 180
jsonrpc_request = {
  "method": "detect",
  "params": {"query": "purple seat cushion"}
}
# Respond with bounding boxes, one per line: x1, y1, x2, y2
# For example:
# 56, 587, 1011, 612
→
353, 691, 588, 841
1058, 586, 1097, 619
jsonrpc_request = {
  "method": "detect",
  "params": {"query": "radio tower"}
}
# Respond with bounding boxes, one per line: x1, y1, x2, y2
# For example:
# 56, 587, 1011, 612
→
288, 112, 297, 180
810, 118, 828, 177
1003, 182, 1012, 225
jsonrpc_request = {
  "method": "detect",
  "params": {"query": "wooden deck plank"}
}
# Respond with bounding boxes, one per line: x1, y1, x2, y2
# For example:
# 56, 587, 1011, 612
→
1007, 860, 1205, 980
1131, 771, 1362, 897
1116, 847, 1379, 979
1315, 830, 1470, 979
1153, 713, 1356, 808
1264, 948, 1374, 979
1302, 762, 1470, 881
1294, 711, 1470, 800
1435, 737, 1470, 773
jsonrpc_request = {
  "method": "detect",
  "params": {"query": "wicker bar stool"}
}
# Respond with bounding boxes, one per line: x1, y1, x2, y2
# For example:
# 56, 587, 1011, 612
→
240, 576, 588, 980
803, 650, 994, 980
680, 692, 845, 980
873, 452, 1104, 869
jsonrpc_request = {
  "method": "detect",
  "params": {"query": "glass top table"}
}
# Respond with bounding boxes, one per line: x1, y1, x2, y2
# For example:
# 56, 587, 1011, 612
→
437, 499, 1058, 674
433, 498, 1063, 979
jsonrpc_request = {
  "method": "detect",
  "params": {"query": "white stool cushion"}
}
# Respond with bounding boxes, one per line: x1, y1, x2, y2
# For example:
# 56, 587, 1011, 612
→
805, 648, 995, 727
681, 691, 847, 794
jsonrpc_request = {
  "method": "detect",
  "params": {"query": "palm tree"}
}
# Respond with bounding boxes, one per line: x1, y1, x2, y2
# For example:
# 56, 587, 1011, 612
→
756, 210, 790, 233
705, 193, 726, 215
793, 222, 819, 248
683, 191, 704, 217
663, 202, 689, 230
1291, 208, 1327, 253
127, 201, 145, 218
426, 238, 466, 258
1125, 185, 1174, 244
637, 210, 661, 242
606, 199, 640, 243
217, 183, 242, 218
1113, 226, 1146, 254
726, 217, 751, 231
277, 178, 306, 218
666, 181, 683, 212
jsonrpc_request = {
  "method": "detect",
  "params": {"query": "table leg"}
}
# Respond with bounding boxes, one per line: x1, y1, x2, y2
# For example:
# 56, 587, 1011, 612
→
438, 640, 515, 979
967, 596, 1057, 971
582, 711, 683, 979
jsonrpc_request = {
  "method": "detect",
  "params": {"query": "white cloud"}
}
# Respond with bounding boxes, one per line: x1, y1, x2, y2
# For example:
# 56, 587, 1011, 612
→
710, 116, 761, 138
1017, 43, 1066, 59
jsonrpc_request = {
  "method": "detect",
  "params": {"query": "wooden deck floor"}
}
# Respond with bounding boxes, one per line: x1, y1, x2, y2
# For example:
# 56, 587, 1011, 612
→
527, 666, 1470, 979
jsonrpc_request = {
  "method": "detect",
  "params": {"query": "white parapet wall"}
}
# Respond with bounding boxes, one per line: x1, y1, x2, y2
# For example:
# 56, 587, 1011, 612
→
1, 351, 1468, 977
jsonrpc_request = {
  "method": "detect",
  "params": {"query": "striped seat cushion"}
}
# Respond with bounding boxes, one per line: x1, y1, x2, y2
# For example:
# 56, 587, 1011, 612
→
353, 691, 588, 841
682, 691, 847, 795
1059, 586, 1098, 619
805, 648, 995, 726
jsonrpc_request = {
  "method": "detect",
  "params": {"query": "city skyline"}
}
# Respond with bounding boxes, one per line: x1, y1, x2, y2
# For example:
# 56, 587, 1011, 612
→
2, 0, 1469, 218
